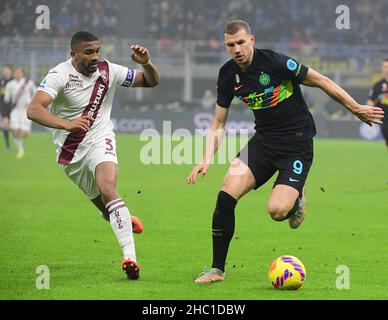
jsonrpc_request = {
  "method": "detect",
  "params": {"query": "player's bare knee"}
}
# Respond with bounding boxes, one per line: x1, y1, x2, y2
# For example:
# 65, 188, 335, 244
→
267, 203, 289, 221
269, 211, 287, 222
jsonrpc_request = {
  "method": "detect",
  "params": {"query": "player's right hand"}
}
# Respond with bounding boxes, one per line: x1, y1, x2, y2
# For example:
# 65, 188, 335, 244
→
64, 116, 93, 132
186, 163, 210, 184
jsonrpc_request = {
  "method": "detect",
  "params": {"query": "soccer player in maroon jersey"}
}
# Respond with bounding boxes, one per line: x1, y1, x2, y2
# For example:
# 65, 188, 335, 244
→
28, 31, 160, 280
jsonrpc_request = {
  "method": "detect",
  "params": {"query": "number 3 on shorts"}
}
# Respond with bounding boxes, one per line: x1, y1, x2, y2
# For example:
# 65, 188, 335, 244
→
105, 138, 114, 151
293, 160, 303, 175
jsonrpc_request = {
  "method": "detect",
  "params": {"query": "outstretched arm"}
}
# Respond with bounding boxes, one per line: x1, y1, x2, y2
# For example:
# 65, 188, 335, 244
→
302, 68, 384, 126
27, 91, 92, 132
130, 44, 160, 88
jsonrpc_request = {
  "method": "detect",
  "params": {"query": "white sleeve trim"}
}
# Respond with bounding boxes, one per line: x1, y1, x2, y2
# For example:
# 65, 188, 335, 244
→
36, 87, 57, 100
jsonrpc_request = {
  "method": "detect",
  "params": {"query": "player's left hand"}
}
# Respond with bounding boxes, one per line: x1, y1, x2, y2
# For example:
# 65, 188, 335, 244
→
353, 104, 384, 126
130, 44, 150, 65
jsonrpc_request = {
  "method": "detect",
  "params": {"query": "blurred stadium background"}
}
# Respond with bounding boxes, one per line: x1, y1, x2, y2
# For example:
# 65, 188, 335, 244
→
1, 0, 387, 139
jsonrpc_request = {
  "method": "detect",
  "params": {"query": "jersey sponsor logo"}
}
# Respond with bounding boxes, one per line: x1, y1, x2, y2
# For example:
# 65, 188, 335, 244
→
259, 73, 270, 86
87, 83, 106, 118
234, 84, 244, 91
68, 73, 79, 79
64, 79, 83, 90
122, 69, 135, 87
238, 80, 293, 110
287, 59, 298, 71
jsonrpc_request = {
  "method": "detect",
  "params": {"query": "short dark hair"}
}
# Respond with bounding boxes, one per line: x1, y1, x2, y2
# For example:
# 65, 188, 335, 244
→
384, 58, 388, 63
71, 31, 98, 50
224, 20, 251, 35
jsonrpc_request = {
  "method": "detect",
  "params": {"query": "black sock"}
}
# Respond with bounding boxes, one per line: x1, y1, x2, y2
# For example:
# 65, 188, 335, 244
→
3, 129, 10, 149
285, 198, 299, 219
211, 191, 237, 272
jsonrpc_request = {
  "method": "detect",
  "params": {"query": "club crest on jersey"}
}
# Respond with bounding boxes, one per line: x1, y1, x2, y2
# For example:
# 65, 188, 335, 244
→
235, 74, 240, 84
259, 73, 270, 86
100, 69, 109, 84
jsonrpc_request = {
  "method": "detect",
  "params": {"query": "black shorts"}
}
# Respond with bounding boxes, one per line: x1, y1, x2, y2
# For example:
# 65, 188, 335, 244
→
0, 102, 12, 118
237, 135, 314, 194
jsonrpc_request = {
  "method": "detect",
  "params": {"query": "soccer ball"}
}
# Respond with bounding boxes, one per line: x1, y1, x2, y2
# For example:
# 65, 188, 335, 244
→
268, 255, 306, 290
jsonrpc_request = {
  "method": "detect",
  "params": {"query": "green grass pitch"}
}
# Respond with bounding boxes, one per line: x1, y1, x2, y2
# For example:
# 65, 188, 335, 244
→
1, 132, 387, 300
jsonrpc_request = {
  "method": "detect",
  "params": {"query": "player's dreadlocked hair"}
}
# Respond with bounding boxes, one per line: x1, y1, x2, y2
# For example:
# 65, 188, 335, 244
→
224, 20, 251, 35
71, 31, 98, 49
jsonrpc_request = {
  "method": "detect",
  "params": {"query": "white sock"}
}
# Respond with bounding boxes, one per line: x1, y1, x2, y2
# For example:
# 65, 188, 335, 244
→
105, 198, 137, 262
13, 136, 24, 153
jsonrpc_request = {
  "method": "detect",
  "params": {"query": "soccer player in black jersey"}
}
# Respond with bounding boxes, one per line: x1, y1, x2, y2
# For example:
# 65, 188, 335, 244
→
186, 20, 384, 284
367, 59, 388, 148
